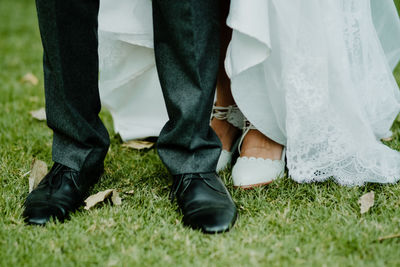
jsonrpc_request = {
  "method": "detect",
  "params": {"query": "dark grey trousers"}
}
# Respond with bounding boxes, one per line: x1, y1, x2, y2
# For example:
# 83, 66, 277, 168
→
35, 0, 222, 175
153, 1, 222, 175
36, 0, 109, 173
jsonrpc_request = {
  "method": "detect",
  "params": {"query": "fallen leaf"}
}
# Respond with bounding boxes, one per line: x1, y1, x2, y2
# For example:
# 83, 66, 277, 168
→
84, 189, 122, 210
84, 189, 113, 210
378, 233, 400, 242
358, 191, 375, 214
381, 136, 393, 142
30, 108, 46, 121
122, 140, 154, 150
28, 159, 48, 193
111, 191, 122, 206
124, 190, 134, 195
21, 73, 39, 85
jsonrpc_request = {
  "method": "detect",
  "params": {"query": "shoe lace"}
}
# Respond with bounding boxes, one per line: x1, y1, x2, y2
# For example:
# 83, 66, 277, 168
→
169, 174, 208, 202
42, 164, 80, 192
41, 163, 62, 188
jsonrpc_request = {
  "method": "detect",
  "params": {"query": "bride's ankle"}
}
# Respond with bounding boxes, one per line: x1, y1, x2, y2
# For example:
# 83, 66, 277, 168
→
211, 103, 244, 151
211, 118, 240, 151
240, 130, 283, 160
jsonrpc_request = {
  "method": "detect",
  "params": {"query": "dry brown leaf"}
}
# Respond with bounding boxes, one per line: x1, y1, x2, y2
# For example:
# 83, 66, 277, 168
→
378, 233, 400, 242
358, 191, 375, 214
381, 136, 393, 142
84, 189, 113, 210
124, 190, 134, 195
84, 189, 122, 210
111, 191, 122, 206
30, 108, 46, 121
122, 140, 154, 150
28, 159, 48, 193
21, 73, 39, 85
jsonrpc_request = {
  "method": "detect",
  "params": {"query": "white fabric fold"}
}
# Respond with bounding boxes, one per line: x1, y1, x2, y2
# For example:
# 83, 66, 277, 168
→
98, 0, 400, 185
226, 0, 400, 185
98, 0, 168, 140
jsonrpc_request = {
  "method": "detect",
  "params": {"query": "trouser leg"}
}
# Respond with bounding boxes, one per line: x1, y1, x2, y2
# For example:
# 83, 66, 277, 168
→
35, 0, 109, 172
152, 0, 222, 175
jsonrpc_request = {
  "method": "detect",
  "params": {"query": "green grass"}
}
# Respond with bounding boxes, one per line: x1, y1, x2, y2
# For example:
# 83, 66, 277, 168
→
2, 0, 400, 266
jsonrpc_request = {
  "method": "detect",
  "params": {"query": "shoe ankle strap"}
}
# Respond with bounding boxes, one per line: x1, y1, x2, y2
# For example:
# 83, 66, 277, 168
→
238, 120, 286, 161
238, 119, 257, 154
211, 104, 244, 129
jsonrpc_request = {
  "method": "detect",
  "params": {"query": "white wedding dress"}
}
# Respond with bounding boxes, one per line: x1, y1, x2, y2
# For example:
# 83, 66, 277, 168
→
98, 0, 400, 185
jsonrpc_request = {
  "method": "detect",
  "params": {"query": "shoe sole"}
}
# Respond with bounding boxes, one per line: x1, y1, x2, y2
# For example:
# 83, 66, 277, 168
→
234, 180, 273, 189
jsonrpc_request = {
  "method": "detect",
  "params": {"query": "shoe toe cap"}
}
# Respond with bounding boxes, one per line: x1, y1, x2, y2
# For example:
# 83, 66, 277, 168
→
184, 206, 237, 234
232, 157, 285, 187
23, 203, 66, 225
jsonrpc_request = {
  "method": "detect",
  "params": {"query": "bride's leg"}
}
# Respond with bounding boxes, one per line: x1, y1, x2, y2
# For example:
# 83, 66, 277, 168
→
210, 0, 240, 151
211, 1, 283, 159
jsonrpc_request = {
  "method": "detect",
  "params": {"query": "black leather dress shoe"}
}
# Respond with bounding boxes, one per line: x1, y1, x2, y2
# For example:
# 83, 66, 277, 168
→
22, 163, 101, 225
170, 172, 237, 234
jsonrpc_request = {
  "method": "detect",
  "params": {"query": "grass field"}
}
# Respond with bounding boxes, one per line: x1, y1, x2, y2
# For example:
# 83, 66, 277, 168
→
1, 1, 400, 266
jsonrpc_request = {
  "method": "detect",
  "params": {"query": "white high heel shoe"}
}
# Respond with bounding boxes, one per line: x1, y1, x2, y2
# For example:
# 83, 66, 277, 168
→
211, 105, 244, 172
232, 121, 286, 189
